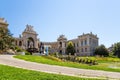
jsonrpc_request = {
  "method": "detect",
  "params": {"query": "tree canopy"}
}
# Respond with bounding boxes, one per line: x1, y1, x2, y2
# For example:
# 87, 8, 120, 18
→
66, 41, 75, 55
113, 42, 120, 58
0, 27, 14, 51
94, 44, 109, 57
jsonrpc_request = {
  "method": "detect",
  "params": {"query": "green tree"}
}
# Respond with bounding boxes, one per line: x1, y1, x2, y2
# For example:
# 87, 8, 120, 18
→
66, 41, 75, 55
94, 45, 109, 57
113, 42, 120, 58
0, 27, 14, 51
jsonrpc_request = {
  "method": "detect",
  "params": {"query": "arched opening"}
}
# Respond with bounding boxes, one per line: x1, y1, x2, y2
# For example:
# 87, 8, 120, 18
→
59, 50, 62, 54
59, 42, 62, 47
27, 37, 34, 48
19, 41, 22, 46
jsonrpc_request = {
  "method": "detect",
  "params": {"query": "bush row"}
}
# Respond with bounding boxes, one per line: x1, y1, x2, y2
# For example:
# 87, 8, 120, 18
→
58, 55, 98, 65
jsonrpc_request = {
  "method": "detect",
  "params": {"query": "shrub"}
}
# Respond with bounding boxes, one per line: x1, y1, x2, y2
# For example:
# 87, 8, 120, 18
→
24, 50, 31, 55
66, 41, 75, 55
94, 45, 109, 57
51, 52, 60, 58
15, 46, 22, 52
17, 49, 22, 52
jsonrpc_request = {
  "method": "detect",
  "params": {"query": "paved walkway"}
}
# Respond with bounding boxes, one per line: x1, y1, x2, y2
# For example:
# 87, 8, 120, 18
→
0, 55, 120, 79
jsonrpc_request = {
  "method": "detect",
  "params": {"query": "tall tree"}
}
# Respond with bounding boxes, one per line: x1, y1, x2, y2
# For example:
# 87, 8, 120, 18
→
94, 44, 109, 57
66, 41, 75, 55
113, 42, 120, 58
0, 27, 14, 51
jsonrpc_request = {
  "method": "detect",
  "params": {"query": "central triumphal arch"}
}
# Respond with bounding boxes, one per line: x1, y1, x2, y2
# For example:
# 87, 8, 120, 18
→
14, 25, 40, 50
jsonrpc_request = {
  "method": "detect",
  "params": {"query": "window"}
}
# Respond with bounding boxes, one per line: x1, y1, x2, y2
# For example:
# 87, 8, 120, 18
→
81, 48, 84, 52
77, 43, 79, 47
74, 43, 75, 47
89, 38, 91, 44
85, 40, 87, 45
85, 48, 87, 52
81, 41, 83, 46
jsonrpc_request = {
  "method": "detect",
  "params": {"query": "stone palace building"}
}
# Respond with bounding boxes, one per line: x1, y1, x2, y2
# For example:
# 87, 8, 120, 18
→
0, 18, 99, 56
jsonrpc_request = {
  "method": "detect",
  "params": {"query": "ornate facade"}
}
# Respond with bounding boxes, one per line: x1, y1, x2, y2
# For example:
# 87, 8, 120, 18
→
15, 25, 98, 56
0, 18, 99, 56
43, 32, 98, 56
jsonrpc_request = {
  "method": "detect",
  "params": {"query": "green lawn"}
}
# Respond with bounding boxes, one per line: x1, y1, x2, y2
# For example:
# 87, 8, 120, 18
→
14, 55, 120, 72
0, 64, 101, 80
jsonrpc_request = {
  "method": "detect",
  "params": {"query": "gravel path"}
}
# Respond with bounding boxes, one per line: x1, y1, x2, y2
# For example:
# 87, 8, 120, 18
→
0, 55, 120, 79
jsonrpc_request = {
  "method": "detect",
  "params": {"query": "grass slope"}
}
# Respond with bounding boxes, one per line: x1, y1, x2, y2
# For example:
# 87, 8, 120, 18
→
0, 64, 100, 80
14, 55, 120, 72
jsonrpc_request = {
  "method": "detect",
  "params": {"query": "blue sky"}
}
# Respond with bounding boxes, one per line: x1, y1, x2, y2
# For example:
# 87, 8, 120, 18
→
0, 0, 120, 48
